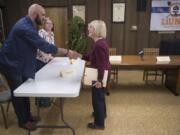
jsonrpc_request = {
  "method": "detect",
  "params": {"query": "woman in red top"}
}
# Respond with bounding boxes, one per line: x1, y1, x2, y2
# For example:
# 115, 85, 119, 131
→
77, 20, 111, 129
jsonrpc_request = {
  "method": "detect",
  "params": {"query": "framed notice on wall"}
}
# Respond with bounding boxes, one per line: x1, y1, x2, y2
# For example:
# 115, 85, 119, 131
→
73, 5, 85, 22
112, 3, 125, 23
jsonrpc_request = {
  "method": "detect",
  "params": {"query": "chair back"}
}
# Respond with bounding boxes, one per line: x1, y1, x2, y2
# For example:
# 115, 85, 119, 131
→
0, 73, 10, 92
143, 48, 159, 56
109, 48, 117, 55
0, 72, 11, 129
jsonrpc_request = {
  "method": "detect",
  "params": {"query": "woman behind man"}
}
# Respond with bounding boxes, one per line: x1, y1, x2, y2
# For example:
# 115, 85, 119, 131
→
74, 20, 111, 129
36, 17, 55, 107
36, 17, 55, 69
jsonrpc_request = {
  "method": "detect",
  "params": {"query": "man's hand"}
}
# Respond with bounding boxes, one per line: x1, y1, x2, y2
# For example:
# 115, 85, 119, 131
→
67, 50, 75, 59
67, 50, 82, 59
57, 48, 83, 59
57, 48, 68, 56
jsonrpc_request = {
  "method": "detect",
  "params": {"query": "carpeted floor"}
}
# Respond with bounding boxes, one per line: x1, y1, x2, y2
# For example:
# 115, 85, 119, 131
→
0, 71, 180, 135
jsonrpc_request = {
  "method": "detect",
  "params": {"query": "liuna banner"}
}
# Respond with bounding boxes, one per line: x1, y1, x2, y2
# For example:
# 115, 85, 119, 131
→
150, 0, 180, 31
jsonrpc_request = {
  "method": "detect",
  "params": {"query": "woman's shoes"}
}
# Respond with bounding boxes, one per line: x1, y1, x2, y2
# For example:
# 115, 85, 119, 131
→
19, 116, 40, 131
87, 122, 104, 130
30, 116, 41, 123
19, 121, 37, 131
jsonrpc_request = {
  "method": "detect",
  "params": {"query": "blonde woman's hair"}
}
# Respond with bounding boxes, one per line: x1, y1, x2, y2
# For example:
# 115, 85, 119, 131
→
89, 20, 107, 38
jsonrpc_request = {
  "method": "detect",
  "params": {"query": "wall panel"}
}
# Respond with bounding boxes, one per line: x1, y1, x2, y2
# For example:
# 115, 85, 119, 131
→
3, 0, 180, 54
124, 0, 137, 54
149, 32, 162, 48
136, 0, 151, 52
111, 24, 124, 54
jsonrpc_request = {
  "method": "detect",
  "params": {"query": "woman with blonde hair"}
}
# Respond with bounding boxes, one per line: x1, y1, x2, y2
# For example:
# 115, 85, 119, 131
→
36, 17, 55, 107
76, 20, 111, 129
36, 17, 55, 66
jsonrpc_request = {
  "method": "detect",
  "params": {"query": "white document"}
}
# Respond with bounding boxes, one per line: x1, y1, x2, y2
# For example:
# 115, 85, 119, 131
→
109, 55, 122, 64
83, 67, 108, 87
59, 68, 75, 77
156, 56, 170, 64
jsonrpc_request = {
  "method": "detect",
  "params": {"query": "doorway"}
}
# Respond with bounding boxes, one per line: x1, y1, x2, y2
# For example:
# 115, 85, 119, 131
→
45, 7, 68, 48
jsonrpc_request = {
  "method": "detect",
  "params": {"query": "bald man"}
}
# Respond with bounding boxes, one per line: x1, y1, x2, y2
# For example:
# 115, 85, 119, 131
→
0, 4, 71, 131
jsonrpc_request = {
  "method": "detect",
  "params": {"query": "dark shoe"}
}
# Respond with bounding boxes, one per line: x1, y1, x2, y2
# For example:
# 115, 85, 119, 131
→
87, 122, 104, 130
30, 116, 41, 123
19, 121, 37, 131
106, 90, 110, 96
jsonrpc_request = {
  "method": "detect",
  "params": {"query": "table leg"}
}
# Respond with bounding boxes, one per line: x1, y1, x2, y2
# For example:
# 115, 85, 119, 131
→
36, 98, 40, 118
115, 68, 118, 84
176, 68, 180, 95
59, 98, 75, 135
27, 98, 75, 135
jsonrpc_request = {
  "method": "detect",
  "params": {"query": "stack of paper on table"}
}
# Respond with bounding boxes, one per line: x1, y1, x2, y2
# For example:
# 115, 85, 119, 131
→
59, 58, 83, 77
109, 55, 122, 64
69, 59, 77, 64
59, 68, 75, 77
83, 67, 108, 87
156, 56, 171, 64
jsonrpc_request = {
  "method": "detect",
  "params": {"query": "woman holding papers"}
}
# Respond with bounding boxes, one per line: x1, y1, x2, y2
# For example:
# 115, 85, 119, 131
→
75, 20, 111, 130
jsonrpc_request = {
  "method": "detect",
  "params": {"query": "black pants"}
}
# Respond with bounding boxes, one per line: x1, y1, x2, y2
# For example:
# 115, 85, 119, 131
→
92, 87, 106, 127
35, 59, 51, 107
0, 66, 31, 125
36, 59, 46, 71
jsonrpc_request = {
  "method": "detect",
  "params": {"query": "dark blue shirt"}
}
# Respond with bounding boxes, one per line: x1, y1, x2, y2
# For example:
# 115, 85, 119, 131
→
0, 16, 57, 78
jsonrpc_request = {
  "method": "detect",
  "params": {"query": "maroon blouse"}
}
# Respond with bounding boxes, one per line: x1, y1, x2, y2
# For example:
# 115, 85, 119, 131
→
82, 38, 111, 81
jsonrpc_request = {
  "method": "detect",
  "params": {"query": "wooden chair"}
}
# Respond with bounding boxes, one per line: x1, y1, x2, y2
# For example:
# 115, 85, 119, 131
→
143, 48, 165, 84
109, 48, 117, 56
0, 73, 11, 129
109, 48, 118, 84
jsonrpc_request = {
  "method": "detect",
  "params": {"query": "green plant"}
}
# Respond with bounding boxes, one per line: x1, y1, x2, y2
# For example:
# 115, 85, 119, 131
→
68, 16, 87, 54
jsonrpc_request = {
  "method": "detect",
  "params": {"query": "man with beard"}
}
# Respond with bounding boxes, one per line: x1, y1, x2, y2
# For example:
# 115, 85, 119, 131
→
0, 4, 71, 131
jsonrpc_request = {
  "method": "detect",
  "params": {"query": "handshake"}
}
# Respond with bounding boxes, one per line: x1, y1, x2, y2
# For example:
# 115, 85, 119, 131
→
58, 48, 82, 59
67, 50, 82, 59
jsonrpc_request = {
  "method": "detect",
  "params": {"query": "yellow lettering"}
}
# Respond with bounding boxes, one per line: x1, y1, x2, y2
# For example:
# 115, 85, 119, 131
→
161, 18, 180, 25
168, 18, 174, 25
175, 18, 180, 24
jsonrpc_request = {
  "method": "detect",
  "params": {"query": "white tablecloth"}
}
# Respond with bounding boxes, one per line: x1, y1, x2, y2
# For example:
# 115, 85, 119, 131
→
14, 57, 85, 98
